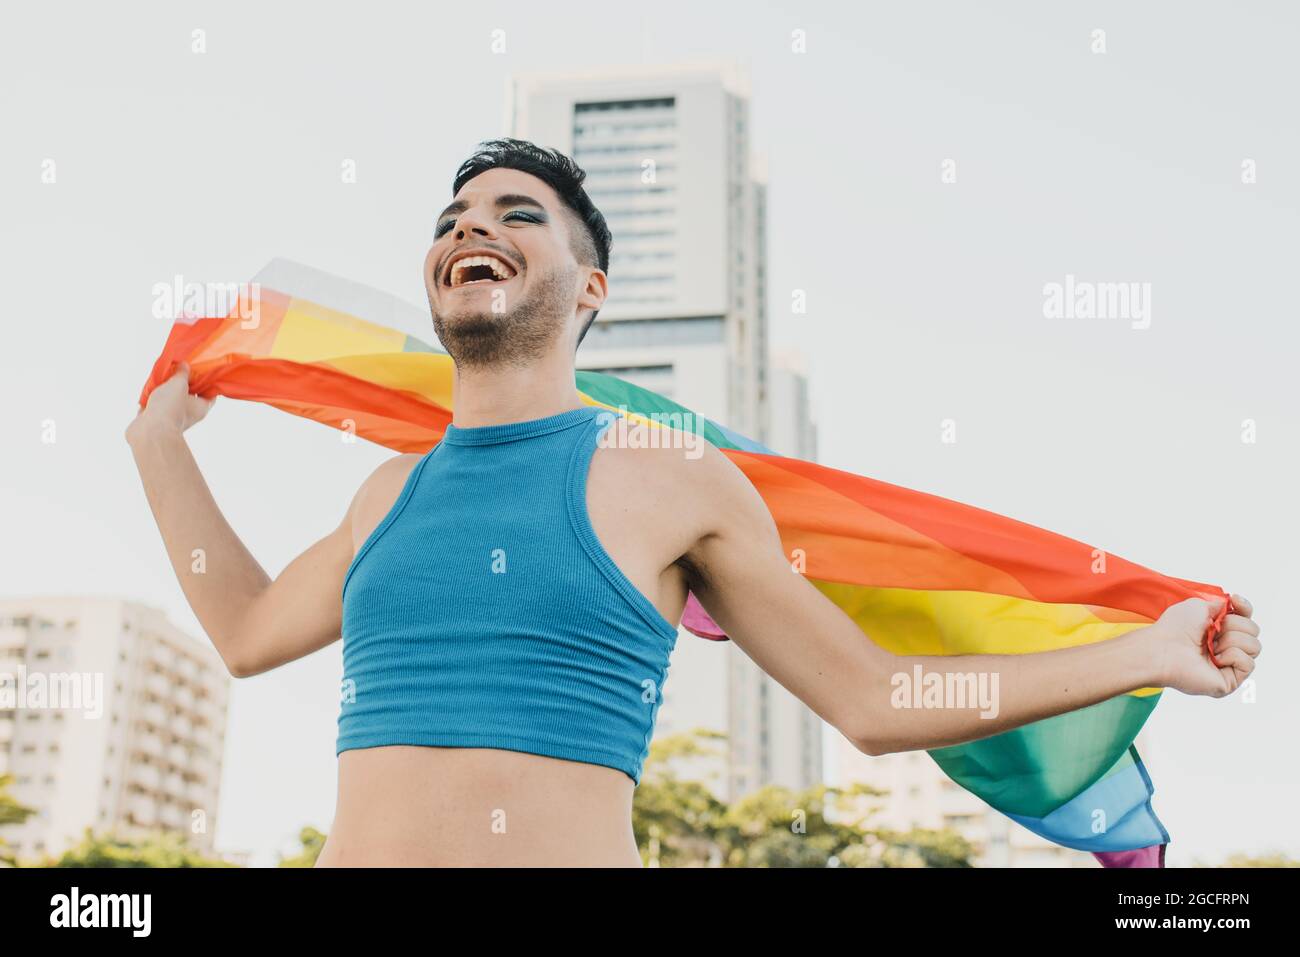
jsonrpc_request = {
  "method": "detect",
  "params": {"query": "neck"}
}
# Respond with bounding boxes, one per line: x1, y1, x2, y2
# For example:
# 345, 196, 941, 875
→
450, 349, 584, 428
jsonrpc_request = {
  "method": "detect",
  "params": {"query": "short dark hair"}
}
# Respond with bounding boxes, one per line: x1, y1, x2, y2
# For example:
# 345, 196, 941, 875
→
452, 138, 612, 343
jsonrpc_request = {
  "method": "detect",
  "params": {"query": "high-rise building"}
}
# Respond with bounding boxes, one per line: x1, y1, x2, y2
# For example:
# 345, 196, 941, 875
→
510, 63, 821, 799
510, 61, 766, 436
0, 597, 229, 860
728, 352, 824, 796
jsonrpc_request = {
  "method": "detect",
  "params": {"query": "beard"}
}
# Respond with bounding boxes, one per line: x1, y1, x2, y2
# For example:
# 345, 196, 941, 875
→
430, 264, 575, 369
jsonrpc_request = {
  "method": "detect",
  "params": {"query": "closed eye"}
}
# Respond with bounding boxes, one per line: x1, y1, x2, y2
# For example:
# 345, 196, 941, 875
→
434, 209, 544, 239
503, 210, 542, 225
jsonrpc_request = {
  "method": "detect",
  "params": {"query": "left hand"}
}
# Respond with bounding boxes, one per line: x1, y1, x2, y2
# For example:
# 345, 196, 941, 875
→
1155, 594, 1261, 697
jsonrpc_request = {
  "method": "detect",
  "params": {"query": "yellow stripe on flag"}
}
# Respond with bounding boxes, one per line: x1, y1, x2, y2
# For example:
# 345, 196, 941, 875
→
812, 581, 1163, 697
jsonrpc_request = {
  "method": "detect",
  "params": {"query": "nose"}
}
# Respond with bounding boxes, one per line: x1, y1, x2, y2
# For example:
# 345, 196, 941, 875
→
448, 205, 498, 242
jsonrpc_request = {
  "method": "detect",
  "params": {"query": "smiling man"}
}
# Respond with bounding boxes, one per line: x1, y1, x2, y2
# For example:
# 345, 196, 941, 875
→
125, 138, 1261, 867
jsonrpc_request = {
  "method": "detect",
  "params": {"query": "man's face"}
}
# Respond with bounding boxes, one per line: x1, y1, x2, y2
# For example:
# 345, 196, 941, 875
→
423, 167, 601, 367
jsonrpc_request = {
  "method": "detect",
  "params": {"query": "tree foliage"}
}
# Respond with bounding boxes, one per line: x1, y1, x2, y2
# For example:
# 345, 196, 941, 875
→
0, 773, 38, 866
633, 729, 975, 867
278, 827, 327, 868
25, 828, 234, 868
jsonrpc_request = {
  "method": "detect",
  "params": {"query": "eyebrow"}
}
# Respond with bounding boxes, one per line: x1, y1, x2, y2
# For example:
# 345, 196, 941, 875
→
436, 193, 549, 222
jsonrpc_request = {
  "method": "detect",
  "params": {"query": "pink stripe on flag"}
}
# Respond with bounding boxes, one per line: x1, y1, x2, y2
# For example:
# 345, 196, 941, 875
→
681, 592, 727, 641
1094, 845, 1166, 868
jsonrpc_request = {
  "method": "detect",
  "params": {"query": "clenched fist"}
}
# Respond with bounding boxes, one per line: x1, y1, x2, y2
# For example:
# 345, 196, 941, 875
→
125, 363, 216, 444
1155, 594, 1261, 697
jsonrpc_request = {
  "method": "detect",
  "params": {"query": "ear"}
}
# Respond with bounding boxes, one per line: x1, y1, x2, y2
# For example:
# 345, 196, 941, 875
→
576, 266, 607, 320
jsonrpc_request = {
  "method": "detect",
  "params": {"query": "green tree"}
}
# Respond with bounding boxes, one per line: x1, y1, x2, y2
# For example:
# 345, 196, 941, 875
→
26, 828, 235, 868
633, 730, 976, 867
278, 826, 327, 867
633, 729, 731, 866
0, 772, 38, 866
720, 782, 877, 867
846, 826, 976, 868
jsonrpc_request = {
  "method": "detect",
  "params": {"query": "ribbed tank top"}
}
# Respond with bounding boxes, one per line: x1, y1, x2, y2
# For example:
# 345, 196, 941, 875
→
338, 405, 680, 785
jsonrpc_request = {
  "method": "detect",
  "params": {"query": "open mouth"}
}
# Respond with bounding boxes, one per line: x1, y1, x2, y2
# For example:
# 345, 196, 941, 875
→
444, 252, 519, 289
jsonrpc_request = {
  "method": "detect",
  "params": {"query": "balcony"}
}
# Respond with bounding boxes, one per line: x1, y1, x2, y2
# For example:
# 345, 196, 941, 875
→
203, 672, 230, 700
145, 672, 170, 698
134, 733, 163, 759
198, 723, 225, 753
149, 643, 175, 672
176, 657, 199, 682
126, 796, 158, 826
202, 697, 227, 727
141, 702, 167, 728
128, 763, 162, 791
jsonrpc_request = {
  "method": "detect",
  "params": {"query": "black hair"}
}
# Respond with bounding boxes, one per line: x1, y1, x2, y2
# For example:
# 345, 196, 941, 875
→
452, 138, 612, 343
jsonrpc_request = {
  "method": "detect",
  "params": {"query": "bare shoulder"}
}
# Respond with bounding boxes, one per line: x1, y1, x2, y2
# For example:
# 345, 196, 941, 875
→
590, 416, 727, 497
589, 418, 771, 553
347, 452, 425, 552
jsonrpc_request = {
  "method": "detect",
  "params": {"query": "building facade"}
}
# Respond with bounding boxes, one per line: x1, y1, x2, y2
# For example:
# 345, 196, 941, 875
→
0, 597, 229, 860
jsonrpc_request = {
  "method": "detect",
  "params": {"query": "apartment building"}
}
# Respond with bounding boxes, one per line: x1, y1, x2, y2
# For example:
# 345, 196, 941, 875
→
0, 597, 229, 860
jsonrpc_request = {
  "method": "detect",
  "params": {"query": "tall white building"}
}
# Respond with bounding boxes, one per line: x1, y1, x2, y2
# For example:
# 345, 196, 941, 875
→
0, 597, 229, 860
728, 353, 824, 796
510, 61, 766, 436
510, 63, 821, 799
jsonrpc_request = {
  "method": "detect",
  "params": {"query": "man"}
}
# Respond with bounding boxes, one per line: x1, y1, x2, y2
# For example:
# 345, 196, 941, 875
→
126, 138, 1261, 867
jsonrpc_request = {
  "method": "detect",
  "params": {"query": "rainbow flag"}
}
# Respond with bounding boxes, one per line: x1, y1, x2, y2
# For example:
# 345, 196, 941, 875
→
140, 259, 1230, 867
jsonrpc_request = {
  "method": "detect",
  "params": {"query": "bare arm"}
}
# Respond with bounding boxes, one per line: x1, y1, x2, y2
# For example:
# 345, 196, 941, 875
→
683, 446, 1262, 756
126, 365, 357, 678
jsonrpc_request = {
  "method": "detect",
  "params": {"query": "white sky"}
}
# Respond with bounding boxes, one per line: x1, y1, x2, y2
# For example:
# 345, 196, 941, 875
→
1, 1, 1296, 866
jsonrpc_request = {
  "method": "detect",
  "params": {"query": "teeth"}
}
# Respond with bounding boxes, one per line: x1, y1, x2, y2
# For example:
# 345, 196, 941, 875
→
449, 254, 517, 286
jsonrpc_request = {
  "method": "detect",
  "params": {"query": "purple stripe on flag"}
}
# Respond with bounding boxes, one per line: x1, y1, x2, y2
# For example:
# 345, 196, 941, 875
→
1094, 844, 1166, 868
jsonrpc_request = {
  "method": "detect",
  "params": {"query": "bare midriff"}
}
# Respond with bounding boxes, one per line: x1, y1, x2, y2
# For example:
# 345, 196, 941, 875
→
315, 745, 643, 867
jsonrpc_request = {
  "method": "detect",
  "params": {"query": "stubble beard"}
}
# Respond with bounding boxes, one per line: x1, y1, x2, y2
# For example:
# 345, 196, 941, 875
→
431, 264, 575, 369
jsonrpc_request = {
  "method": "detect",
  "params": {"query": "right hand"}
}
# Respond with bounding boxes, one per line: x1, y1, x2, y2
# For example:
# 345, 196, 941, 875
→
1154, 594, 1261, 698
126, 362, 216, 442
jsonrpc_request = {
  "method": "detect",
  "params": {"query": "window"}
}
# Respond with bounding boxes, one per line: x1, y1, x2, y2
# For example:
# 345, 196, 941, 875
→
574, 96, 675, 113
587, 186, 676, 198
580, 316, 723, 350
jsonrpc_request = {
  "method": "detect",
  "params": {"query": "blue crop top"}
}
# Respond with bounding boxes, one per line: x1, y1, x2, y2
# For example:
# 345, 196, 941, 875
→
337, 405, 680, 785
